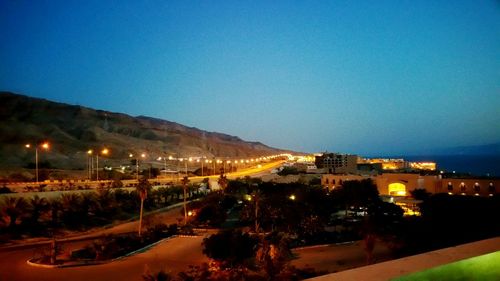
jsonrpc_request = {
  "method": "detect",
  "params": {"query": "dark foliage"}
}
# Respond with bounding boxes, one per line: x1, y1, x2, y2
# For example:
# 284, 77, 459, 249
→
202, 229, 258, 268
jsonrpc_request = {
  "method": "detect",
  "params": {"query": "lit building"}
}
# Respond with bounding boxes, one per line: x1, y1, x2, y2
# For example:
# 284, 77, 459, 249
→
322, 173, 498, 216
321, 173, 498, 197
358, 158, 437, 171
315, 152, 358, 174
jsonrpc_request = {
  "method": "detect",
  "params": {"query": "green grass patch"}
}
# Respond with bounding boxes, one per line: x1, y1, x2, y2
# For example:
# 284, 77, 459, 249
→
393, 251, 500, 281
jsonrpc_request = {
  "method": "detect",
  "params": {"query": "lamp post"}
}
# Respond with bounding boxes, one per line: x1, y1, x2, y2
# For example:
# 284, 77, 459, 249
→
158, 156, 167, 177
246, 191, 260, 234
203, 159, 209, 177
129, 153, 145, 180
96, 148, 109, 181
181, 176, 190, 225
25, 142, 50, 183
87, 149, 93, 180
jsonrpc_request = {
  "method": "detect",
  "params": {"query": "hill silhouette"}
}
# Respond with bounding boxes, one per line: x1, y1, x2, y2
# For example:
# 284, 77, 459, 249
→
0, 92, 288, 170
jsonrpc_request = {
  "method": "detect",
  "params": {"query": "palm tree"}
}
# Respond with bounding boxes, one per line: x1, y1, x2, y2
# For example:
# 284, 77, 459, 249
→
136, 178, 151, 236
49, 198, 62, 226
60, 193, 83, 228
29, 195, 49, 224
81, 192, 98, 219
1, 197, 30, 229
218, 171, 228, 191
181, 176, 190, 225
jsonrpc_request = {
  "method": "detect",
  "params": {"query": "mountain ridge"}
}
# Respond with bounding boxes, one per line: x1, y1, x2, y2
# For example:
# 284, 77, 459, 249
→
0, 92, 291, 170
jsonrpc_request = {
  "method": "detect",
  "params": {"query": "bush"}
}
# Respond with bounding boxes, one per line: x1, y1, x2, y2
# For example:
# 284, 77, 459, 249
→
278, 167, 299, 176
0, 185, 13, 194
71, 223, 179, 262
202, 229, 258, 268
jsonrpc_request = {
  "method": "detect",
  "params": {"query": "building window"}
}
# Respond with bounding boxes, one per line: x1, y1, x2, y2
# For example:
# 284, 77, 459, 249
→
389, 183, 407, 196
447, 182, 453, 191
325, 179, 329, 184
339, 179, 343, 185
489, 183, 495, 193
460, 182, 466, 192
332, 179, 336, 185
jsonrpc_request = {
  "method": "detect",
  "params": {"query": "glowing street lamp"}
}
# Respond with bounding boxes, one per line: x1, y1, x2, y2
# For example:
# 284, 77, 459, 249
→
87, 149, 93, 180
25, 142, 50, 183
129, 153, 145, 180
96, 148, 109, 181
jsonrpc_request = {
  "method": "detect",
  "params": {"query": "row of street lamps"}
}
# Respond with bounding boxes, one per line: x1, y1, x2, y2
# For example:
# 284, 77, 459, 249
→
24, 142, 50, 183
87, 148, 109, 181
24, 141, 291, 183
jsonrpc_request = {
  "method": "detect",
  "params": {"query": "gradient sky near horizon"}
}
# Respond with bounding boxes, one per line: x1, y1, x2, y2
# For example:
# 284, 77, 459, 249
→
1, 1, 499, 156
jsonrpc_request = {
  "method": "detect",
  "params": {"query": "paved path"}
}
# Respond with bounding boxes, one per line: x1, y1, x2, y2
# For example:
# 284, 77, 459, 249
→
0, 235, 209, 281
0, 203, 186, 251
0, 237, 393, 281
291, 241, 393, 274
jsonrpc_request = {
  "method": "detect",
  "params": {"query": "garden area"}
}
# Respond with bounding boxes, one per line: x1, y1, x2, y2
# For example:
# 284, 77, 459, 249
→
0, 178, 205, 243
150, 176, 500, 281
29, 223, 180, 266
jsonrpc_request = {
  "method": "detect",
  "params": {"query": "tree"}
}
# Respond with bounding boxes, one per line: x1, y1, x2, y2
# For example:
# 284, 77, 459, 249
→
60, 193, 83, 228
202, 229, 258, 268
111, 179, 123, 189
218, 172, 228, 190
334, 179, 380, 216
181, 176, 190, 225
410, 188, 431, 201
136, 178, 151, 236
157, 187, 172, 205
142, 267, 173, 281
29, 195, 49, 225
256, 233, 292, 279
49, 198, 62, 226
363, 233, 376, 264
80, 192, 99, 222
1, 197, 30, 229
277, 166, 299, 176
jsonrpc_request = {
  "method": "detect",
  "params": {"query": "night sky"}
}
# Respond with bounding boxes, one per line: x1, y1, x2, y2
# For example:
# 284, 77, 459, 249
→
1, 1, 499, 155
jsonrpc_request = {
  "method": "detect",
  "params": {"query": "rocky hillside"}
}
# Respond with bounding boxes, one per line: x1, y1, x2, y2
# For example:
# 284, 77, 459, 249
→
0, 92, 288, 170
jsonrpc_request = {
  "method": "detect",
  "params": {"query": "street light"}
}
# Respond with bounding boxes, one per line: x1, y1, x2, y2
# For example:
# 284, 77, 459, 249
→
181, 176, 190, 225
203, 159, 209, 177
87, 149, 93, 180
96, 148, 109, 181
25, 142, 50, 183
129, 153, 146, 180
245, 191, 260, 233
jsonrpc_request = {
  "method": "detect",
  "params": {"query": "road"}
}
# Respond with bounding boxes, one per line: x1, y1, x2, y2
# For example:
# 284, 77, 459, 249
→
0, 205, 209, 281
0, 235, 209, 281
0, 239, 389, 281
4, 160, 286, 193
0, 227, 392, 281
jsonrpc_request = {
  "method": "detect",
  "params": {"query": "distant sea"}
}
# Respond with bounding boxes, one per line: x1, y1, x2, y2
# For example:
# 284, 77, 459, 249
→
384, 155, 500, 177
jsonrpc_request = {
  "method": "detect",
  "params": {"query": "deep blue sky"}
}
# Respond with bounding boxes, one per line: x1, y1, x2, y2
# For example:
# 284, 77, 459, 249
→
1, 1, 499, 155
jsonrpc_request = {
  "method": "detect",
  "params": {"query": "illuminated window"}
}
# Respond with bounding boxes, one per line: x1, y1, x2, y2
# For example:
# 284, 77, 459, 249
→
389, 183, 406, 196
332, 179, 336, 185
489, 183, 495, 193
339, 179, 343, 185
447, 182, 453, 191
460, 182, 466, 192
325, 179, 329, 184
